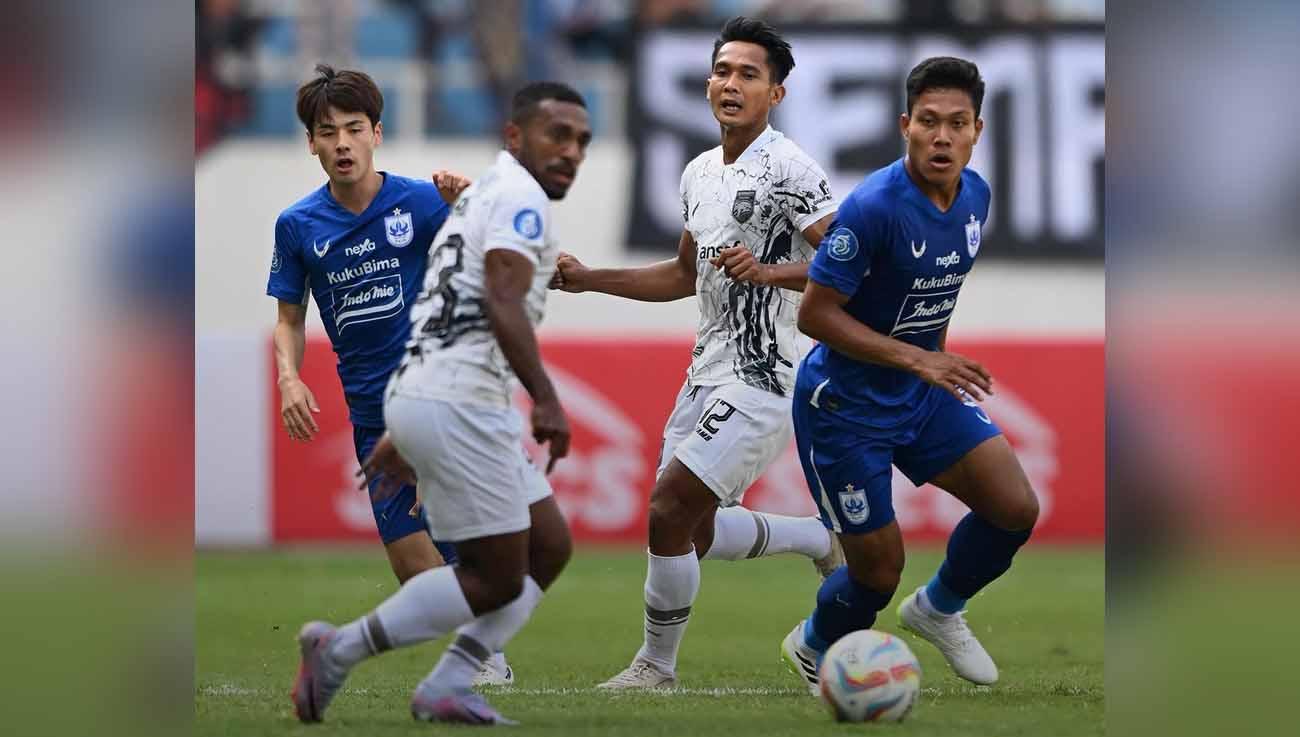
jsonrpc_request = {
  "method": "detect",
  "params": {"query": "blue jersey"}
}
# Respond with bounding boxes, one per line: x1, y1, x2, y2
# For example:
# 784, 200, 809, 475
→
801, 158, 991, 430
266, 173, 450, 427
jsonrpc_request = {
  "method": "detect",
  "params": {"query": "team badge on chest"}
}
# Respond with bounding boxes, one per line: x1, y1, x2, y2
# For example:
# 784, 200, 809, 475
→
385, 208, 414, 247
965, 214, 981, 258
732, 189, 757, 223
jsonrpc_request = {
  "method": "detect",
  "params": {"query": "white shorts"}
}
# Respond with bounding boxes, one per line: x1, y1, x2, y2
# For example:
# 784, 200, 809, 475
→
656, 381, 793, 506
384, 393, 552, 542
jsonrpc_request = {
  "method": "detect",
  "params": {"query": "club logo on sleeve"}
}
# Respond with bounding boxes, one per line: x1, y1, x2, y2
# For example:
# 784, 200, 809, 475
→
385, 208, 414, 247
513, 208, 543, 239
839, 483, 869, 525
731, 189, 757, 223
827, 227, 859, 261
965, 214, 982, 257
270, 245, 282, 273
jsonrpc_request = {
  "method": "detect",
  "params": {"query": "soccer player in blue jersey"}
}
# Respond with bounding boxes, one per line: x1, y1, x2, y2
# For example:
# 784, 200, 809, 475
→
265, 64, 512, 683
779, 57, 1040, 691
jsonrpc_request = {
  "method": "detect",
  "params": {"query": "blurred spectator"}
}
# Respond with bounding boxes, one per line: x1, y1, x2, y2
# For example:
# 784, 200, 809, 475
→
297, 0, 357, 72
636, 0, 710, 26
746, 0, 900, 22
195, 0, 263, 153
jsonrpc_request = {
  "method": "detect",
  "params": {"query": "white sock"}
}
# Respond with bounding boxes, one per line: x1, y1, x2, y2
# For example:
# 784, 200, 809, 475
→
329, 566, 474, 668
634, 549, 700, 674
702, 507, 831, 561
422, 576, 542, 690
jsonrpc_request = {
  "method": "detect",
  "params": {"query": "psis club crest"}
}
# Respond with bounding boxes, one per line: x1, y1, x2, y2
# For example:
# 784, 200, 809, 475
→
385, 208, 414, 247
965, 214, 982, 258
732, 189, 757, 224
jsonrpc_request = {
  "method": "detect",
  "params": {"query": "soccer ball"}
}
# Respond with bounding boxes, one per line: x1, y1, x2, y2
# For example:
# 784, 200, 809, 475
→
818, 629, 922, 723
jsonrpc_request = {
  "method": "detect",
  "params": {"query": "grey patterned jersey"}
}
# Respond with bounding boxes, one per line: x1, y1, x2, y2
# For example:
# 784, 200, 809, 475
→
681, 126, 837, 396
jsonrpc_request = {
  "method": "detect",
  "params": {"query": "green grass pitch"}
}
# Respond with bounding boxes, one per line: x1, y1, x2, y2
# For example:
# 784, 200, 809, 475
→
197, 544, 1102, 736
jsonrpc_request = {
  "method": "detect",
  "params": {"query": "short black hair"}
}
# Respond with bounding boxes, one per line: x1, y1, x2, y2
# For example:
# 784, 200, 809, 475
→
711, 16, 795, 84
905, 57, 985, 118
296, 63, 384, 132
510, 82, 587, 125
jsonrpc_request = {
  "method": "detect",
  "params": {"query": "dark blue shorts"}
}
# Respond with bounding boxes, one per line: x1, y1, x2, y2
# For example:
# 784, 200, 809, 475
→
353, 424, 434, 546
792, 381, 1002, 535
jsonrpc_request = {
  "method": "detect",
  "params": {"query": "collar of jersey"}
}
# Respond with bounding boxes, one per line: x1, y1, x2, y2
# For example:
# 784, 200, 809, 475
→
724, 125, 781, 165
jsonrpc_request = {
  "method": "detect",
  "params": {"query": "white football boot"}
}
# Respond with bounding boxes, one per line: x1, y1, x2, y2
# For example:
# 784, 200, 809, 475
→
780, 620, 821, 696
897, 587, 999, 685
596, 658, 677, 690
470, 652, 515, 687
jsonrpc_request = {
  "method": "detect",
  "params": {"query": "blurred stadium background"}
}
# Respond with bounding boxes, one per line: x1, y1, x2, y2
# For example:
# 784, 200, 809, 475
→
195, 0, 1104, 550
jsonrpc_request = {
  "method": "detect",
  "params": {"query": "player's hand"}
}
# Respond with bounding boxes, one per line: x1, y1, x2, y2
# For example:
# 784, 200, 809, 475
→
278, 376, 321, 441
710, 243, 771, 285
550, 251, 589, 293
530, 396, 571, 474
432, 169, 471, 204
913, 351, 994, 402
357, 432, 416, 501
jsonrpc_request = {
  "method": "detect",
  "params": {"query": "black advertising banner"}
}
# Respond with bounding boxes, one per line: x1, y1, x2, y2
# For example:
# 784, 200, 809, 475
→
625, 25, 1104, 260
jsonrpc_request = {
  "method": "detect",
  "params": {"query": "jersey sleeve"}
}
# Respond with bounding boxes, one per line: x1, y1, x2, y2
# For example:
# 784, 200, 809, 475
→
483, 182, 549, 266
778, 151, 837, 231
678, 160, 693, 225
807, 196, 882, 299
266, 212, 309, 305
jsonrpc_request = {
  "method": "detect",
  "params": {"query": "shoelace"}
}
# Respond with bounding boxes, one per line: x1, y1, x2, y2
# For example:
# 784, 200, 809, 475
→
613, 661, 663, 684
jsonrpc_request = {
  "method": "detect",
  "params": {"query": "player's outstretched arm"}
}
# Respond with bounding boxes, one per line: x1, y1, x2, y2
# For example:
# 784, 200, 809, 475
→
549, 230, 697, 302
273, 300, 321, 441
484, 248, 571, 472
798, 281, 993, 402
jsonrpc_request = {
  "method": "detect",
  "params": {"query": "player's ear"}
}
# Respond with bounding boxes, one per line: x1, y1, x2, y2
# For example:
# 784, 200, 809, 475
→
373, 121, 384, 147
972, 117, 983, 146
305, 129, 317, 155
504, 120, 523, 154
770, 83, 786, 107
898, 113, 910, 141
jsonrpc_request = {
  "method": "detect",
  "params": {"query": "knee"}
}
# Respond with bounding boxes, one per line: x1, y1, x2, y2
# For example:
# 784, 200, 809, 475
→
1005, 486, 1040, 532
530, 528, 573, 590
483, 574, 526, 611
850, 558, 904, 596
647, 491, 694, 550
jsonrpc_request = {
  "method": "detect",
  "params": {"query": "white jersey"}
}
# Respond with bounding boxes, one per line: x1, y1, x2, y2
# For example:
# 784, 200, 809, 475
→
390, 150, 557, 408
681, 126, 837, 397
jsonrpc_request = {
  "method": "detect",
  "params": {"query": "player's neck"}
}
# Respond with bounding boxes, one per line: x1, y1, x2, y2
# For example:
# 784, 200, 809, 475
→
903, 157, 960, 212
719, 120, 768, 165
329, 169, 384, 215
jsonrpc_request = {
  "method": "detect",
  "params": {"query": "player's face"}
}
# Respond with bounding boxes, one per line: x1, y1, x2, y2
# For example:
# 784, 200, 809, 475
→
900, 88, 982, 189
506, 100, 592, 200
307, 106, 382, 185
707, 41, 784, 129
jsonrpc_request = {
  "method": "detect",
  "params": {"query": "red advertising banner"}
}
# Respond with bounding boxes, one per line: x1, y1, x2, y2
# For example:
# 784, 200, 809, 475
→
272, 338, 1103, 544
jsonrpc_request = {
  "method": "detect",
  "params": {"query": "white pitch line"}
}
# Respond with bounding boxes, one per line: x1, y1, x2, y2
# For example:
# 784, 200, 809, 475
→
199, 684, 805, 698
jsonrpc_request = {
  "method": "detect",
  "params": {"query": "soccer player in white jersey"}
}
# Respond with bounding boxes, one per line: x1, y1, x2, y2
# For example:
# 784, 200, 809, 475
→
290, 82, 591, 726
551, 17, 843, 689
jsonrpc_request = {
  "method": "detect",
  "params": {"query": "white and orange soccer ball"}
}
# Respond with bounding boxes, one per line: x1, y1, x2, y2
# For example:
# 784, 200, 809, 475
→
817, 630, 922, 723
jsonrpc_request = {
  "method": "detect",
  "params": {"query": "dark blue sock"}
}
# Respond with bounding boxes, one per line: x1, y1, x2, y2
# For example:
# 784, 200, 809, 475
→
433, 539, 459, 566
927, 512, 1032, 614
805, 566, 895, 655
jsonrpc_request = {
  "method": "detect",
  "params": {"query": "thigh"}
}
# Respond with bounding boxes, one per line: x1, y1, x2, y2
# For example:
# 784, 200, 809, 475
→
385, 395, 532, 543
793, 397, 895, 535
669, 382, 793, 506
926, 433, 1037, 531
